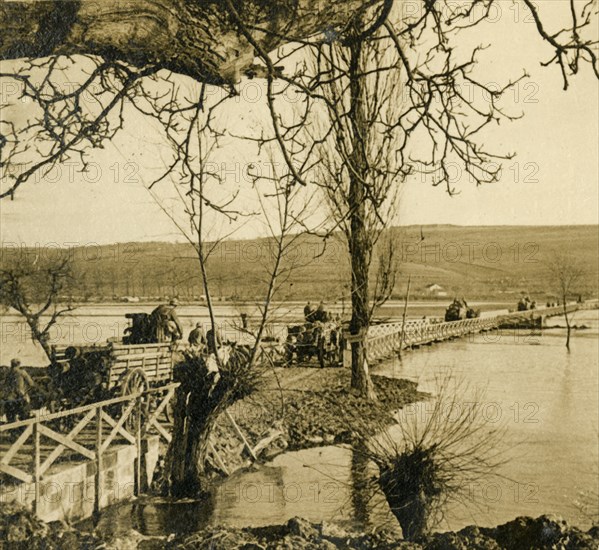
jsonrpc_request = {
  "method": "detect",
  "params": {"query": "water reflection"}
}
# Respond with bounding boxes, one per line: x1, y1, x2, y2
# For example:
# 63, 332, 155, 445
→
350, 441, 373, 528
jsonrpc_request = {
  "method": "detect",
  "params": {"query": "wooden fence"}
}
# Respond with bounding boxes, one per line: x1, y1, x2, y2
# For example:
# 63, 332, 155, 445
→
0, 383, 178, 515
357, 303, 581, 365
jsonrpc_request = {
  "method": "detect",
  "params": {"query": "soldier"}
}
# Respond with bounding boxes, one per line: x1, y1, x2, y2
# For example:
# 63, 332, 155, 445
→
188, 322, 206, 348
151, 298, 183, 343
4, 359, 34, 423
313, 302, 328, 323
304, 301, 315, 322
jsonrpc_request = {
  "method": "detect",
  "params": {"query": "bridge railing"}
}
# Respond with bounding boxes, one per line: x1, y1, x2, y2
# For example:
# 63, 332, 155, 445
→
361, 303, 581, 364
0, 383, 178, 515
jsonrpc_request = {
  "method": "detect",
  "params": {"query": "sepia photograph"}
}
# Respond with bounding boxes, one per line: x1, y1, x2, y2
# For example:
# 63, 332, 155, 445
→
1, 1, 598, 548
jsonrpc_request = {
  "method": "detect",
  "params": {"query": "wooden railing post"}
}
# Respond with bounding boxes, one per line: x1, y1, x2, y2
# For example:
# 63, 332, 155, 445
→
94, 405, 102, 515
135, 395, 142, 496
32, 421, 40, 516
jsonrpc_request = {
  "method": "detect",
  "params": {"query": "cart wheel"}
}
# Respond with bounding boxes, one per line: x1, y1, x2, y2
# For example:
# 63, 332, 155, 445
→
121, 368, 148, 396
164, 392, 176, 424
121, 368, 149, 433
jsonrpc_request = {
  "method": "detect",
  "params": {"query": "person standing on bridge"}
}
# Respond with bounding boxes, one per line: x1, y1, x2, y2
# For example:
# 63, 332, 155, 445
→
4, 359, 35, 423
313, 302, 328, 323
304, 301, 315, 323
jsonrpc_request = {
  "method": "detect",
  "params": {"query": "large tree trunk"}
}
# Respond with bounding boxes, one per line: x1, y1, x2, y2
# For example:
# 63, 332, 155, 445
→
0, 0, 382, 85
347, 35, 376, 401
167, 385, 216, 496
164, 345, 255, 496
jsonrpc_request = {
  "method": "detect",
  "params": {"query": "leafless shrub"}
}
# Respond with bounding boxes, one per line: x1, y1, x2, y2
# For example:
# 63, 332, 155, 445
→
360, 373, 507, 539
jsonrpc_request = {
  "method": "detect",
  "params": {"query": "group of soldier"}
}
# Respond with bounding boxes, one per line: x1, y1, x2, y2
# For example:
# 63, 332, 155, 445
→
517, 296, 537, 311
303, 301, 333, 323
150, 299, 221, 353
1, 299, 227, 425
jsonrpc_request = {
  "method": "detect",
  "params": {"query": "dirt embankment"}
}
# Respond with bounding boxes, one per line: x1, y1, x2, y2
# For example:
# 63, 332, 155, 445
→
208, 368, 425, 471
3, 505, 598, 549
164, 515, 599, 549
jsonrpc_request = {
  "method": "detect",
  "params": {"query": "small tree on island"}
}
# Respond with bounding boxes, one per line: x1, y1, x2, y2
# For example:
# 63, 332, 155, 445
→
0, 251, 76, 361
547, 251, 584, 350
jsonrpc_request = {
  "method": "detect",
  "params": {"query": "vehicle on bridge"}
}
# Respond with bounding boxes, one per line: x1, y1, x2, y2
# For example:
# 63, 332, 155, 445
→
444, 298, 480, 322
285, 320, 342, 368
517, 296, 537, 311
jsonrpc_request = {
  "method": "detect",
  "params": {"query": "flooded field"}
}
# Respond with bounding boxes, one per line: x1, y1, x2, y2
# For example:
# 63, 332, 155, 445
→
78, 309, 598, 539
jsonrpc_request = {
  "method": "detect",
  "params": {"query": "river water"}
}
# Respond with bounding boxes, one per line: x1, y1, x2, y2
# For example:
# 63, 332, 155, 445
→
2, 304, 597, 537
0, 300, 510, 365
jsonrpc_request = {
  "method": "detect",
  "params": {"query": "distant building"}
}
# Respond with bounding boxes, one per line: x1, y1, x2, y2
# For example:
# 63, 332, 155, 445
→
426, 283, 443, 292
425, 283, 447, 297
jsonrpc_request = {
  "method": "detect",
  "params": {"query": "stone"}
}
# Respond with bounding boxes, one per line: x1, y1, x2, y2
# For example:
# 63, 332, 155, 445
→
287, 517, 319, 539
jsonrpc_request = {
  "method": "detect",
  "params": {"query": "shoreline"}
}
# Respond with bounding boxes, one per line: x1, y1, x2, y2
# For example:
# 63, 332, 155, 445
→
197, 369, 426, 479
3, 503, 598, 549
164, 515, 599, 549
3, 368, 598, 547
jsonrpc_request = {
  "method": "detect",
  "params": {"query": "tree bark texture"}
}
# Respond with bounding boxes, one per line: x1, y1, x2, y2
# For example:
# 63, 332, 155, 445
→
347, 36, 376, 400
0, 0, 382, 84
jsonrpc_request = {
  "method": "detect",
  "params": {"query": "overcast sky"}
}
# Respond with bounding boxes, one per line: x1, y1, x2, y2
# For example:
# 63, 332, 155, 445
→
1, 1, 597, 247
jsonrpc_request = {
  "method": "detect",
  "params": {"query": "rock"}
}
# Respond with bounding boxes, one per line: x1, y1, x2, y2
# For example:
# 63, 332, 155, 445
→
491, 515, 570, 549
318, 521, 349, 539
287, 517, 319, 540
426, 525, 501, 549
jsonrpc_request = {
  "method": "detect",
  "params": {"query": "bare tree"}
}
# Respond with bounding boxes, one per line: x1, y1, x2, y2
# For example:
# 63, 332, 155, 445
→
363, 374, 508, 539
211, 1, 597, 399
0, 250, 76, 360
140, 80, 318, 494
547, 251, 584, 350
1, 1, 596, 203
301, 33, 409, 399
0, 1, 379, 86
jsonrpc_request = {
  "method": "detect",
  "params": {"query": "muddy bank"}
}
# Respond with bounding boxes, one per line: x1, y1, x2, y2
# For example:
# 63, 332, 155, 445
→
4, 504, 599, 549
0, 502, 101, 549
199, 369, 425, 476
159, 515, 599, 549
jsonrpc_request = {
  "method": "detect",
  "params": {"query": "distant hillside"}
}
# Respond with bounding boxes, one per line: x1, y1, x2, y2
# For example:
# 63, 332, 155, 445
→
1, 225, 597, 302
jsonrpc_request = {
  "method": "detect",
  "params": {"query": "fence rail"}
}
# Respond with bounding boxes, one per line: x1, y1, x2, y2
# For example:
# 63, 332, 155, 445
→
0, 383, 178, 515
361, 303, 581, 365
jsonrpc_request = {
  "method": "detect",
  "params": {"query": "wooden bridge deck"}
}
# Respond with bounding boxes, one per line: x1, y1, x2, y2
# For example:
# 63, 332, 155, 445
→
351, 302, 587, 366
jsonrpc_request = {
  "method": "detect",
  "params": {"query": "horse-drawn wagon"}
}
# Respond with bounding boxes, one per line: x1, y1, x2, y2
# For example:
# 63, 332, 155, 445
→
285, 321, 342, 368
43, 313, 179, 425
